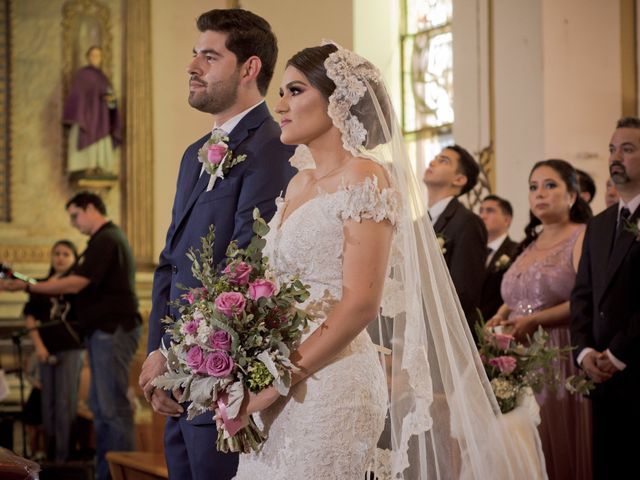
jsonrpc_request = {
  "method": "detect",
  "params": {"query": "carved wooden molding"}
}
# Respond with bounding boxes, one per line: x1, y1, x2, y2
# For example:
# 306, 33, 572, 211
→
123, 0, 154, 268
0, 244, 51, 263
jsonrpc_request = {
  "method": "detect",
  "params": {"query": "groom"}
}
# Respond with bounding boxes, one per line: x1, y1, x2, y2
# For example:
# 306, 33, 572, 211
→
570, 116, 640, 479
138, 9, 295, 479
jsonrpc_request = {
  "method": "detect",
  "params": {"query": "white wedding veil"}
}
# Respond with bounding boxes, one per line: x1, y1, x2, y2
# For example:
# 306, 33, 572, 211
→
294, 42, 545, 479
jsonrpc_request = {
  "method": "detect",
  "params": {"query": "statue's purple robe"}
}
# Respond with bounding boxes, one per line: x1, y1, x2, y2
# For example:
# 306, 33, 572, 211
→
63, 65, 122, 150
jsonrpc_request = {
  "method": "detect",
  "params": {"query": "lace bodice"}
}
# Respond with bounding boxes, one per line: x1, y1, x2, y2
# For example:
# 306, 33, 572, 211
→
234, 176, 397, 479
264, 176, 398, 311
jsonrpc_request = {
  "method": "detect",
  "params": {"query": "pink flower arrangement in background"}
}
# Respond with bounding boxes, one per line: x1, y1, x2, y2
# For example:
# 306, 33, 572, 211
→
475, 323, 593, 414
488, 355, 517, 375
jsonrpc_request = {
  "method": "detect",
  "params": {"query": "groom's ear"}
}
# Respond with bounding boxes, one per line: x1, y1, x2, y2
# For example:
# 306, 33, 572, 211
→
239, 56, 262, 86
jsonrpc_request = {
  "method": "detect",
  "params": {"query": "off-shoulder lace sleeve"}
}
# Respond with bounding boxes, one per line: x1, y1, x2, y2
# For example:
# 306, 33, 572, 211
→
334, 176, 399, 226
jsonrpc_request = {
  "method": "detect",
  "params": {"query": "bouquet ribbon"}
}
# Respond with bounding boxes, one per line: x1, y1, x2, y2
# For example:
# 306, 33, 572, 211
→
217, 396, 248, 436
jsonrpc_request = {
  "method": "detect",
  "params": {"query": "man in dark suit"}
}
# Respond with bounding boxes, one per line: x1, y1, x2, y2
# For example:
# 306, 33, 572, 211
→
571, 116, 640, 479
479, 195, 520, 321
138, 9, 295, 480
423, 144, 487, 333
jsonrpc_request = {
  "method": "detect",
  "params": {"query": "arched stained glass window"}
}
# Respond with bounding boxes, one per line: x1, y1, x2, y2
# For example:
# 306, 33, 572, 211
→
401, 0, 453, 171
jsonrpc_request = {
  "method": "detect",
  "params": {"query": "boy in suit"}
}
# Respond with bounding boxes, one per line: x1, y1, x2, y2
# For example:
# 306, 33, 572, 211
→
479, 195, 519, 321
423, 145, 487, 333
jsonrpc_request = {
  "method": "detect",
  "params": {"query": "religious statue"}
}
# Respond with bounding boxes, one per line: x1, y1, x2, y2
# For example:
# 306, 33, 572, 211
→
63, 45, 121, 180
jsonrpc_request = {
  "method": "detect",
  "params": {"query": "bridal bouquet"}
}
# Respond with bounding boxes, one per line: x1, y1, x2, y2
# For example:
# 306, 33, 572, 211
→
475, 323, 593, 413
153, 210, 311, 452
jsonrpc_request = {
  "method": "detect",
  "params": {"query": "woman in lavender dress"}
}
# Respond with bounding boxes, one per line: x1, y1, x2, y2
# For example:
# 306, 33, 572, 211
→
488, 159, 592, 480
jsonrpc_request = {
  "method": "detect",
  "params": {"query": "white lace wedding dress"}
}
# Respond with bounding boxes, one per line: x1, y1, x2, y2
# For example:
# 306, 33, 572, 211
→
234, 176, 396, 479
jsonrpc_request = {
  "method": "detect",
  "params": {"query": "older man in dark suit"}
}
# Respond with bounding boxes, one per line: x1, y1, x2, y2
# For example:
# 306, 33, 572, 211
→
479, 195, 520, 321
571, 116, 640, 479
423, 144, 487, 333
138, 9, 295, 480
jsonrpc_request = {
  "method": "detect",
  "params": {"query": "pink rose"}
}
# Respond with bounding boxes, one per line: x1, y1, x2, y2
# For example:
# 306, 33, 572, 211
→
223, 262, 252, 286
209, 330, 232, 351
493, 333, 515, 351
214, 291, 246, 317
248, 279, 277, 301
183, 318, 200, 335
185, 346, 205, 371
489, 356, 517, 375
207, 144, 228, 165
201, 351, 235, 377
185, 291, 195, 304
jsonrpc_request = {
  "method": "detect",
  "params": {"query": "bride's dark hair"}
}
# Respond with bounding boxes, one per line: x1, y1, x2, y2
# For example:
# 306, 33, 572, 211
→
286, 44, 392, 149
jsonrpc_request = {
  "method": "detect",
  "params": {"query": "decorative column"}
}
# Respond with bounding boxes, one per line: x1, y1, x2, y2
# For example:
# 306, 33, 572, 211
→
123, 0, 154, 269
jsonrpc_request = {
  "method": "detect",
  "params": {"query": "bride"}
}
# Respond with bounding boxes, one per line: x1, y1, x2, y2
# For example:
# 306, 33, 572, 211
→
229, 43, 545, 479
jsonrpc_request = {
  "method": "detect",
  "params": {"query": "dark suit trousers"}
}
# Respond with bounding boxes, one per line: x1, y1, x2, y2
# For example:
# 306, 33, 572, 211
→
591, 371, 640, 479
164, 414, 238, 480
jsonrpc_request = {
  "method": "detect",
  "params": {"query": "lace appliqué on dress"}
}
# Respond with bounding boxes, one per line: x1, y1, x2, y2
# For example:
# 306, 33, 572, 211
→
288, 144, 315, 171
332, 176, 399, 226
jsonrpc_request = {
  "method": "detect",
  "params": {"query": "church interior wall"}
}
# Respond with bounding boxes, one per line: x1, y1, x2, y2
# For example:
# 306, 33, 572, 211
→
1, 0, 636, 319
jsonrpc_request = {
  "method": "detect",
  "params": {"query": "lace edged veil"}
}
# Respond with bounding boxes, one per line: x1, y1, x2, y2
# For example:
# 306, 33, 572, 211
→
314, 42, 544, 479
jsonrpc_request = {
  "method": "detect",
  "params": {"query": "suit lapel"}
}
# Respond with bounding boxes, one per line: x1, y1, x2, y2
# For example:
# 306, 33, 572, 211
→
601, 207, 640, 300
487, 237, 507, 274
172, 102, 272, 236
433, 198, 459, 233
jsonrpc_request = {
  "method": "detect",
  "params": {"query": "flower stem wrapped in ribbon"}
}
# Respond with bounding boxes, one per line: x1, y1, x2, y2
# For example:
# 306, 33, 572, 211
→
153, 209, 311, 452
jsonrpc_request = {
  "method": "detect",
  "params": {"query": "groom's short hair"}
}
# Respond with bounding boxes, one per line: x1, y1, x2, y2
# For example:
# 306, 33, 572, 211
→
196, 9, 277, 96
616, 116, 640, 129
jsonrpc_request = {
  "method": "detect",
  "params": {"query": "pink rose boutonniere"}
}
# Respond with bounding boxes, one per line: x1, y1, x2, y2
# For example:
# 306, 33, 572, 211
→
207, 144, 228, 165
198, 130, 247, 190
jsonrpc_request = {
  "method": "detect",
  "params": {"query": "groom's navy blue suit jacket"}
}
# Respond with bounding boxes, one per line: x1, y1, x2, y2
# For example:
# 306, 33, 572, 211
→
148, 102, 295, 363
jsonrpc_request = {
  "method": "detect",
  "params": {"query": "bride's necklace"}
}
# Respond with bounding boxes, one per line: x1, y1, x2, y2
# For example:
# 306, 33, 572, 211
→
312, 156, 351, 183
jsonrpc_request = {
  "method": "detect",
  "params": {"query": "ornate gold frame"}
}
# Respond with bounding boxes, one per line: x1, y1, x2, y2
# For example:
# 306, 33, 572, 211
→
61, 0, 113, 96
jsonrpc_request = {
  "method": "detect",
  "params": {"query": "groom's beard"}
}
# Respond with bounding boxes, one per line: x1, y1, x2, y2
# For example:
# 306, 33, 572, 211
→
610, 160, 630, 185
188, 71, 240, 115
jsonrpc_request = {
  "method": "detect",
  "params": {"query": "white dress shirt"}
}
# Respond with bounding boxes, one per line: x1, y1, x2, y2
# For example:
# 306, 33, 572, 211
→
428, 196, 454, 225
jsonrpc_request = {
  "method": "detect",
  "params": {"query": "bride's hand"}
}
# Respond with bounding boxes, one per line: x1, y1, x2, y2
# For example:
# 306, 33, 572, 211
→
214, 387, 281, 430
243, 387, 280, 416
